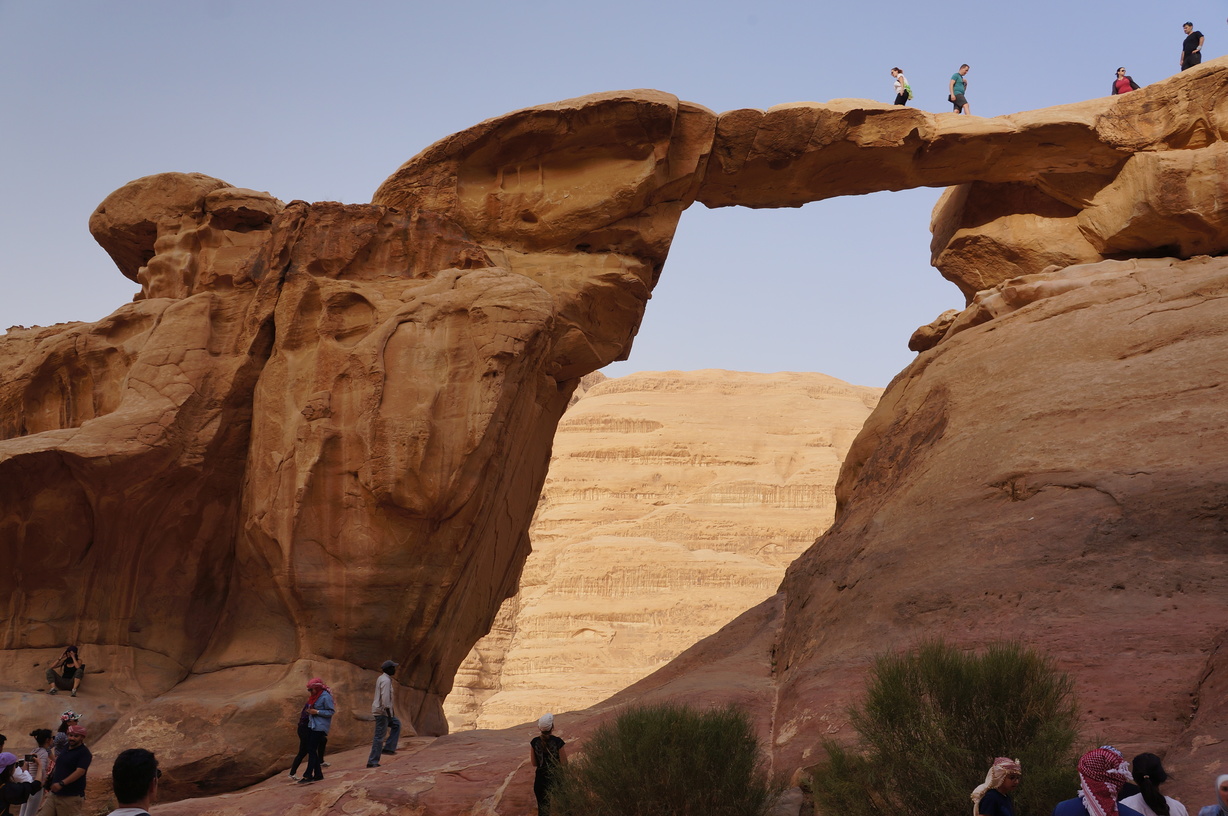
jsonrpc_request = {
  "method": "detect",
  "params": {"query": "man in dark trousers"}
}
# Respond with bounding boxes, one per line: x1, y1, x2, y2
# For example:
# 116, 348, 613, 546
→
367, 660, 401, 768
106, 749, 160, 816
1182, 22, 1205, 70
43, 724, 91, 816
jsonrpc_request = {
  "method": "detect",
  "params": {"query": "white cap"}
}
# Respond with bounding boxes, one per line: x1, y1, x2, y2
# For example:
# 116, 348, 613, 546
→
537, 713, 554, 732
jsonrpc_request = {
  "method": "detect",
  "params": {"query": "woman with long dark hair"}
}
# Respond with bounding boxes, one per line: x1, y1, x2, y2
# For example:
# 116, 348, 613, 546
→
1120, 754, 1188, 816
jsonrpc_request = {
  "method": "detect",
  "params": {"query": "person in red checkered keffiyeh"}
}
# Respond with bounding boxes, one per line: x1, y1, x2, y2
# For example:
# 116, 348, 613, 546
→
1053, 748, 1144, 816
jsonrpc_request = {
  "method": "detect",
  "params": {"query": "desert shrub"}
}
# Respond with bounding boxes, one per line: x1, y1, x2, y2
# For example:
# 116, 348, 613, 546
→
549, 702, 778, 816
809, 640, 1079, 816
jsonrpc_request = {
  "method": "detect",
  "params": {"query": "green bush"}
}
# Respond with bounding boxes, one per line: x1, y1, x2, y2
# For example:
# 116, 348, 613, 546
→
549, 702, 779, 816
809, 640, 1079, 816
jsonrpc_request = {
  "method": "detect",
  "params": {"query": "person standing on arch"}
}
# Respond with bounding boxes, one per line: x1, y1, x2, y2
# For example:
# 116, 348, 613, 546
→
891, 67, 912, 105
367, 660, 401, 768
949, 64, 971, 114
1181, 22, 1205, 70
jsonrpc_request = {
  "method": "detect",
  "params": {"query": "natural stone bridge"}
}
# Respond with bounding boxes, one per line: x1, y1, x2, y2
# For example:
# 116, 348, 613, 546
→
1, 59, 1226, 798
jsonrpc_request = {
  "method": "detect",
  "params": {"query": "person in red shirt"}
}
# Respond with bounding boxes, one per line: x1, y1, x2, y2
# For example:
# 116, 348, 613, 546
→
1112, 68, 1141, 94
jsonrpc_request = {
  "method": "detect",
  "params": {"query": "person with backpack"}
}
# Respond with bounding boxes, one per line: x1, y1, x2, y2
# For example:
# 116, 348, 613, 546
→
891, 68, 912, 106
44, 647, 85, 698
529, 714, 567, 815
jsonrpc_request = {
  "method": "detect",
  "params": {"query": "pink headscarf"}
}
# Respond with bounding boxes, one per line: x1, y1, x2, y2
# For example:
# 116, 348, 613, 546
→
307, 677, 330, 705
1078, 748, 1134, 816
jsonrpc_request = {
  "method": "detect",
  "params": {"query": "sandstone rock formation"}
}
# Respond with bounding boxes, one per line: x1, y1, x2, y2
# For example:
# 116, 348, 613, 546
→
151, 253, 1228, 816
771, 254, 1228, 805
446, 369, 879, 731
3, 57, 1228, 810
0, 91, 715, 797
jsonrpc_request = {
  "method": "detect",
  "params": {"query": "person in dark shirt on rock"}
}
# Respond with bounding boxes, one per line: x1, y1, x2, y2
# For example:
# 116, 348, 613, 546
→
44, 647, 84, 698
972, 757, 1022, 816
42, 724, 91, 816
1182, 23, 1205, 70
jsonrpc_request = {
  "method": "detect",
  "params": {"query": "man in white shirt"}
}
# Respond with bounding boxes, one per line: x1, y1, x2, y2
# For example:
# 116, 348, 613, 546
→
105, 748, 159, 816
367, 660, 401, 768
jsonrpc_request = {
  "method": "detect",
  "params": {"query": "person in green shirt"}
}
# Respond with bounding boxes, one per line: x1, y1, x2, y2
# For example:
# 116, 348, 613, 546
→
949, 64, 970, 114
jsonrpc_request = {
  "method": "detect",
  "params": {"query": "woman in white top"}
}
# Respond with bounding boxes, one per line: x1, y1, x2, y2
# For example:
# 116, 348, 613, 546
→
891, 67, 910, 106
1120, 753, 1189, 816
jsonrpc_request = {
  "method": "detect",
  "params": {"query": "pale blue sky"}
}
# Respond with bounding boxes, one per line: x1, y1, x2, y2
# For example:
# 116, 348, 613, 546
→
1, 1, 1220, 386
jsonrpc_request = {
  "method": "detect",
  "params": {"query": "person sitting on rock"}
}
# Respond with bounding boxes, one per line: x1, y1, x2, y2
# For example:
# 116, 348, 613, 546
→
44, 647, 84, 697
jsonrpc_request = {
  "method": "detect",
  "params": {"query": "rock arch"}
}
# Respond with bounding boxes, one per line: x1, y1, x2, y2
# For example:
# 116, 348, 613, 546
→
1, 60, 1227, 797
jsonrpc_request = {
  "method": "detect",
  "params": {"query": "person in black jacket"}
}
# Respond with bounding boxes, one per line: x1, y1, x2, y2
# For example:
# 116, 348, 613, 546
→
0, 752, 42, 816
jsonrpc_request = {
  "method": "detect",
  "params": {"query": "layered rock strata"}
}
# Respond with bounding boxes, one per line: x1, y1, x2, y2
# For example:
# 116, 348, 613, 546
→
445, 369, 879, 730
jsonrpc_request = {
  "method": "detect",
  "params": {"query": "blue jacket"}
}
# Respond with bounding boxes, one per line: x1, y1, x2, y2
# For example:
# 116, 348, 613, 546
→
308, 690, 335, 733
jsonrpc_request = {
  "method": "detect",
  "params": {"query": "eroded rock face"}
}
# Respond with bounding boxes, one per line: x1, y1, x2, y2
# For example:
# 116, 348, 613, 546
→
5, 63, 1228, 809
445, 370, 879, 731
772, 255, 1228, 804
0, 91, 714, 797
928, 62, 1228, 299
148, 255, 1228, 816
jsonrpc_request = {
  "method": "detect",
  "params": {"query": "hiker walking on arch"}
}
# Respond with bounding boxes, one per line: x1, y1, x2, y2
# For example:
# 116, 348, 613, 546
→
891, 67, 911, 105
949, 64, 971, 114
